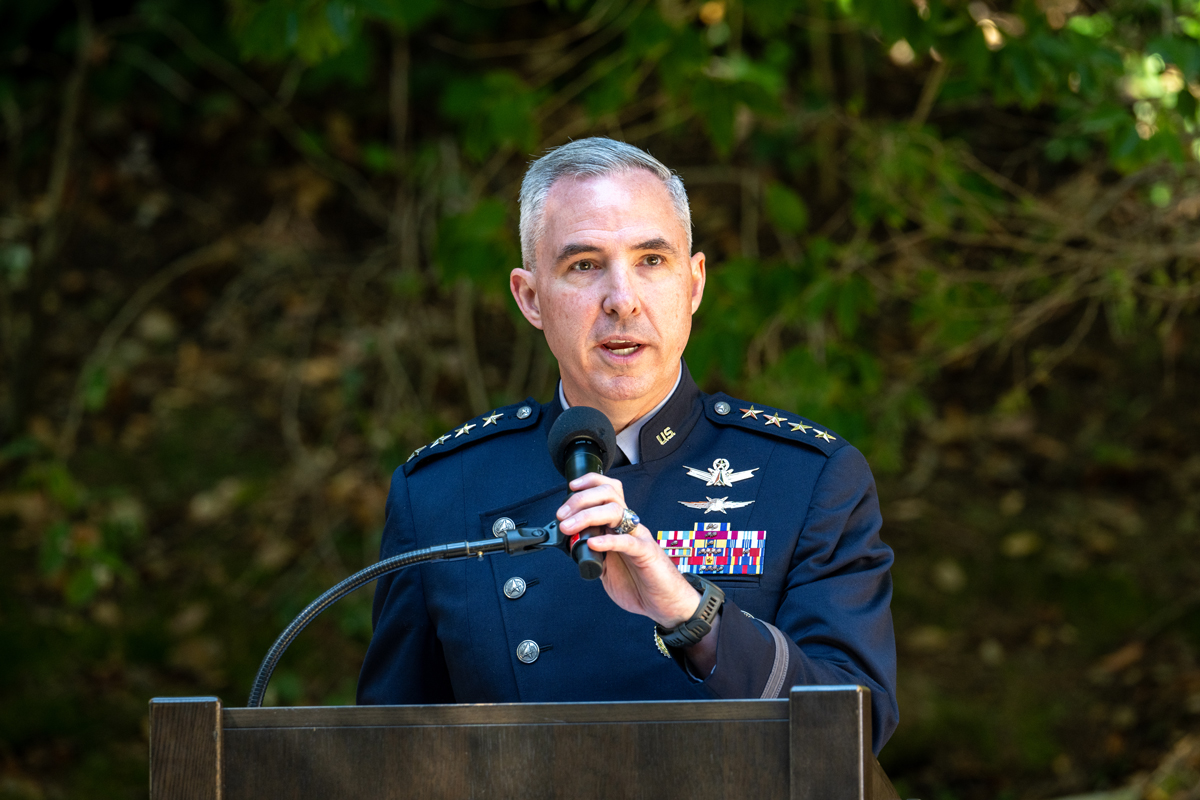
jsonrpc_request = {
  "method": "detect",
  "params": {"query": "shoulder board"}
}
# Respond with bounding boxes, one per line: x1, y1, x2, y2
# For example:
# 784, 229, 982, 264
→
403, 399, 543, 476
704, 393, 848, 457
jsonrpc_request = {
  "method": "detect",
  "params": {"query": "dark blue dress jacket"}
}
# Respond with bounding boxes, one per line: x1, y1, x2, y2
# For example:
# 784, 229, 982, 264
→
357, 365, 898, 753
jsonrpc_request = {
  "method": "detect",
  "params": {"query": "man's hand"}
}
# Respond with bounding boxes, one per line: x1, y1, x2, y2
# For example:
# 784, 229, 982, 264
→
556, 472, 720, 673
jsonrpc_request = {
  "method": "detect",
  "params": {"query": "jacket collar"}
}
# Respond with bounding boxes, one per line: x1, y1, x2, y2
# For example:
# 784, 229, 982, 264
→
636, 359, 703, 464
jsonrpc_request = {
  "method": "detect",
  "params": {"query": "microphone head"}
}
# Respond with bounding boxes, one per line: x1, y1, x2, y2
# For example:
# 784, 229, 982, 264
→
547, 406, 617, 476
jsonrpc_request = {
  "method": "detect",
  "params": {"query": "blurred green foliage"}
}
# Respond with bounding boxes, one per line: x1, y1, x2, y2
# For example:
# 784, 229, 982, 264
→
3, 0, 1200, 797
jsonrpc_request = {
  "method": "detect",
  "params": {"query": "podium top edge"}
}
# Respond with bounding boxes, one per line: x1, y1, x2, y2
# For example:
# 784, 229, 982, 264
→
219, 698, 794, 729
145, 686, 866, 710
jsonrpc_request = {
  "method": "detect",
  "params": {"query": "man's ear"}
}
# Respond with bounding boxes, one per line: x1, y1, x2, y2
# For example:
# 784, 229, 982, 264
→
510, 268, 545, 330
688, 251, 706, 314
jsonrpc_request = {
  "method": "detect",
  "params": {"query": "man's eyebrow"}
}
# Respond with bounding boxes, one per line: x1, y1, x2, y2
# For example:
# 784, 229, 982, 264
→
553, 237, 680, 265
633, 237, 679, 255
554, 242, 601, 264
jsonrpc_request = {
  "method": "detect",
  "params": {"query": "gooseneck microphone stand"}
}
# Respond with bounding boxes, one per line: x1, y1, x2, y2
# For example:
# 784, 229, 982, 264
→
248, 405, 619, 708
246, 521, 569, 708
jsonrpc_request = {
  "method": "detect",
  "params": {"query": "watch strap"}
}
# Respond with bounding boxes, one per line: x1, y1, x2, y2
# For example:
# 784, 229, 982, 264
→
655, 573, 725, 649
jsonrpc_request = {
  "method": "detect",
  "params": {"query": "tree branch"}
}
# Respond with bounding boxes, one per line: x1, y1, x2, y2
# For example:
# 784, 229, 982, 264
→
7, 0, 92, 438
531, 0, 651, 88
910, 60, 948, 128
57, 237, 240, 459
155, 16, 391, 227
430, 0, 622, 58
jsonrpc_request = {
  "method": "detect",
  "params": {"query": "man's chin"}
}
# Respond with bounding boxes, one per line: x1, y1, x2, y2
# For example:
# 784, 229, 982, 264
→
579, 372, 666, 408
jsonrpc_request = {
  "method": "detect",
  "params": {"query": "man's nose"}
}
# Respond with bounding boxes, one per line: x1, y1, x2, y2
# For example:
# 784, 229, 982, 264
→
601, 264, 639, 318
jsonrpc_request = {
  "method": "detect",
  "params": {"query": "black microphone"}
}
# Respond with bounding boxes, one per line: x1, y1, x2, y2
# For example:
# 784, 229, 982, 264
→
547, 406, 618, 580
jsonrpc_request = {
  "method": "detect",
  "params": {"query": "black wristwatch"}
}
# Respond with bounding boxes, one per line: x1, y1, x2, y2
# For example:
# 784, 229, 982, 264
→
655, 573, 725, 649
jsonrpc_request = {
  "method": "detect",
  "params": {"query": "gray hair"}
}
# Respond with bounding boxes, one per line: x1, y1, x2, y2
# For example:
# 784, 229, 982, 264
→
518, 138, 692, 269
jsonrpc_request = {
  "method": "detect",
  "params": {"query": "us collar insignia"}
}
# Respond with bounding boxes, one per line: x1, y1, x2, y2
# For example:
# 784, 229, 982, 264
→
678, 497, 755, 515
684, 458, 759, 487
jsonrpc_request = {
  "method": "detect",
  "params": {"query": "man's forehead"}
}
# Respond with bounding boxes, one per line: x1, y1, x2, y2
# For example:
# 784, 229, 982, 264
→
544, 168, 668, 205
539, 170, 685, 245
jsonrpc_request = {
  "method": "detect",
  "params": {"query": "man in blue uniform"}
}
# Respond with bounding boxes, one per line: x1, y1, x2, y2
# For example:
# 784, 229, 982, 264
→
357, 138, 898, 753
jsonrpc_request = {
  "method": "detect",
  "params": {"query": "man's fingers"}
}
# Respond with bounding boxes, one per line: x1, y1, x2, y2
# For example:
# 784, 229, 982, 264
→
559, 503, 624, 534
556, 483, 626, 524
584, 529, 655, 556
567, 472, 617, 492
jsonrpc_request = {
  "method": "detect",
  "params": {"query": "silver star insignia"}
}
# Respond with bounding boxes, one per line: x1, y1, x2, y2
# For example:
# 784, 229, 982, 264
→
482, 411, 503, 426
455, 422, 476, 437
406, 445, 427, 462
430, 434, 450, 448
684, 458, 759, 487
814, 430, 836, 442
764, 413, 786, 427
740, 405, 763, 419
678, 497, 756, 515
789, 421, 812, 433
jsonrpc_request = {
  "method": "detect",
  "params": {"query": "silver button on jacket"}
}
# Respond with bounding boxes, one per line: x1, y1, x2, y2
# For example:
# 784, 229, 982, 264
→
516, 640, 540, 664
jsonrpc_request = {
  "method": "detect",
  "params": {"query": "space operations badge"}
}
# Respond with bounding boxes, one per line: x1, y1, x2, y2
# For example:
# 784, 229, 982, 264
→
655, 523, 765, 576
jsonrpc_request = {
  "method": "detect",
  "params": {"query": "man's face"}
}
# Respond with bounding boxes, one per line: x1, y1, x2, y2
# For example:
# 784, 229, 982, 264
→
510, 169, 705, 423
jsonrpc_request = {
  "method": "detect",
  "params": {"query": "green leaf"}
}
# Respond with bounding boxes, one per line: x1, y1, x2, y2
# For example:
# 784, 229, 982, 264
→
690, 79, 738, 154
1004, 46, 1041, 107
833, 274, 875, 337
39, 521, 71, 576
230, 0, 372, 64
356, 0, 439, 29
83, 365, 108, 411
360, 142, 397, 173
764, 182, 809, 234
436, 199, 520, 294
0, 436, 41, 463
1149, 181, 1172, 207
1067, 13, 1114, 38
65, 568, 98, 607
440, 71, 540, 161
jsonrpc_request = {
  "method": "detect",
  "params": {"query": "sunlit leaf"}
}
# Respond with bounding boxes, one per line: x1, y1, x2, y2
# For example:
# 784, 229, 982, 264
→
764, 182, 809, 234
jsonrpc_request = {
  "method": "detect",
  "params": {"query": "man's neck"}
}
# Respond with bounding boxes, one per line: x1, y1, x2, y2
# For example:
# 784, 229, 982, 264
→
559, 363, 683, 433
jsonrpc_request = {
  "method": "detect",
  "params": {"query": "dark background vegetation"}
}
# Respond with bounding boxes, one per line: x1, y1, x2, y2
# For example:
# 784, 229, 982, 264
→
3, 0, 1200, 797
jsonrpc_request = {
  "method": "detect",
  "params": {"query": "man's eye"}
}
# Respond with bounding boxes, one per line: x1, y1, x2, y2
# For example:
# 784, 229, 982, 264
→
644, 254, 663, 266
572, 260, 595, 271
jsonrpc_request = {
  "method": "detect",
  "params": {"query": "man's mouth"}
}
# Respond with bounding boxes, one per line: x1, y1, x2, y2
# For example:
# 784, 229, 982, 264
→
602, 340, 642, 356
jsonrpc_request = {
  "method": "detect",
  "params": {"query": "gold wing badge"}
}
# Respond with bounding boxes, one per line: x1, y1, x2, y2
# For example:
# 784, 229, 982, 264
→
683, 458, 759, 487
678, 497, 755, 515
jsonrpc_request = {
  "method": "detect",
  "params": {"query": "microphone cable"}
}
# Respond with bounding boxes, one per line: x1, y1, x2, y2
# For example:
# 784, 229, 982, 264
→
247, 537, 506, 708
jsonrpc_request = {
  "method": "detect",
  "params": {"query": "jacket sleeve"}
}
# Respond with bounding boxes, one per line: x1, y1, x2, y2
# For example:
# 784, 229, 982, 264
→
356, 466, 455, 705
690, 444, 898, 754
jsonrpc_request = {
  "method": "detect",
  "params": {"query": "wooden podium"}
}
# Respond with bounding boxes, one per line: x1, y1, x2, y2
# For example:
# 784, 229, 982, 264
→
149, 685, 899, 799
